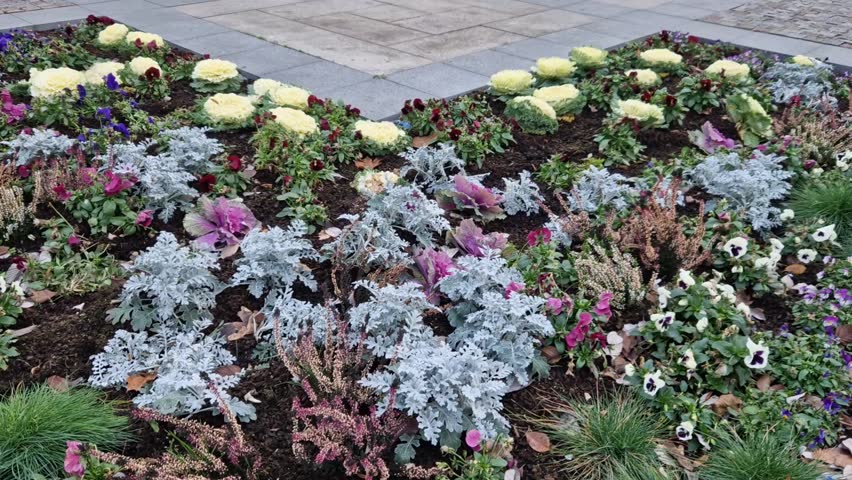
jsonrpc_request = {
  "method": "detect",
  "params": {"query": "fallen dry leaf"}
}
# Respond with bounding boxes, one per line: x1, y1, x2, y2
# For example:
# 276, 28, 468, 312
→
220, 243, 240, 259
540, 346, 561, 364
222, 308, 264, 342
837, 325, 852, 345
215, 365, 242, 376
658, 441, 702, 471
317, 227, 342, 241
9, 325, 36, 337
712, 393, 743, 416
785, 263, 807, 275
354, 157, 383, 170
29, 289, 56, 304
46, 375, 70, 392
127, 371, 157, 392
412, 133, 438, 148
72, 303, 85, 311
813, 447, 852, 467
757, 374, 772, 392
750, 307, 765, 321
525, 431, 551, 453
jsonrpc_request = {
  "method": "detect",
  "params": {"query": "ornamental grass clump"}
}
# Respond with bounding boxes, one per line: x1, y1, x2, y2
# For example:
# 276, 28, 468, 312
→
524, 392, 665, 480
788, 174, 852, 254
0, 386, 130, 480
699, 431, 820, 480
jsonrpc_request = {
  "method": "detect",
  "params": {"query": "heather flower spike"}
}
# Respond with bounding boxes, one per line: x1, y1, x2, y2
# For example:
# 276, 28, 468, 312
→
183, 195, 258, 249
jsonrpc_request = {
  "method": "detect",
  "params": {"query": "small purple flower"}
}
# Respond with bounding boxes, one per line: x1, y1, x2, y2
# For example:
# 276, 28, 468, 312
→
64, 441, 85, 477
96, 107, 111, 122
111, 122, 130, 137
546, 297, 564, 315
104, 73, 120, 91
76, 84, 87, 101
135, 209, 153, 227
465, 430, 482, 451
504, 281, 524, 299
781, 409, 792, 419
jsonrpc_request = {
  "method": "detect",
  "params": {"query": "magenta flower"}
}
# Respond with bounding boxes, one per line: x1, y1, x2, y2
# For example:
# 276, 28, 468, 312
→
64, 441, 85, 477
452, 219, 508, 257
52, 183, 72, 201
504, 281, 524, 299
527, 227, 552, 247
465, 430, 482, 451
691, 121, 736, 153
594, 292, 613, 319
546, 297, 563, 315
67, 235, 81, 247
1, 90, 26, 124
414, 248, 457, 304
78, 167, 97, 186
565, 312, 593, 350
439, 175, 505, 222
103, 171, 134, 196
183, 196, 258, 249
135, 209, 153, 227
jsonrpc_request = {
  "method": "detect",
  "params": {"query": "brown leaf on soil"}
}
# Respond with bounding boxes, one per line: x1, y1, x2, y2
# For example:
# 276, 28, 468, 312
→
659, 441, 702, 471
813, 447, 852, 467
525, 431, 551, 453
46, 375, 70, 392
221, 307, 264, 342
621, 334, 638, 355
757, 375, 772, 392
412, 133, 438, 148
837, 325, 852, 345
354, 157, 383, 170
215, 365, 242, 376
127, 372, 157, 392
840, 414, 852, 429
785, 263, 807, 275
220, 243, 240, 259
317, 227, 342, 241
29, 289, 56, 304
750, 307, 765, 321
540, 346, 561, 364
712, 393, 743, 416
9, 325, 36, 337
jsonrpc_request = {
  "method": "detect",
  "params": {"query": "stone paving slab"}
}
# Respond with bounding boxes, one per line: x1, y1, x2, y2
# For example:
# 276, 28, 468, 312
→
320, 78, 431, 119
487, 9, 596, 36
394, 6, 514, 35
445, 48, 533, 76
0, 0, 70, 14
386, 62, 490, 97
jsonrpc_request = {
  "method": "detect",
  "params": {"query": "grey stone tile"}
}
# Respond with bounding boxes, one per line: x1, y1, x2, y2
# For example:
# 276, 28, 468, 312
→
809, 44, 852, 70
378, 0, 468, 13
172, 30, 272, 57
496, 37, 571, 60
147, 0, 208, 6
562, 1, 632, 17
647, 2, 717, 19
394, 6, 514, 35
670, 0, 748, 9
88, 0, 164, 17
12, 5, 89, 25
576, 18, 661, 40
71, 0, 113, 5
129, 14, 229, 41
487, 9, 596, 36
392, 26, 525, 61
676, 20, 753, 42
351, 4, 426, 22
521, 0, 585, 7
445, 48, 532, 76
539, 27, 628, 48
387, 62, 489, 97
456, 0, 548, 15
0, 14, 30, 30
610, 10, 684, 30
262, 0, 384, 19
303, 13, 428, 45
322, 78, 431, 120
734, 31, 825, 56
220, 44, 320, 75
599, 0, 670, 7
177, 0, 303, 18
264, 60, 371, 91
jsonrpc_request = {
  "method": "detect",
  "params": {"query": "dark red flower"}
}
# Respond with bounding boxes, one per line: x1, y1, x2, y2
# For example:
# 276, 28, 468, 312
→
310, 159, 324, 171
430, 108, 441, 123
17, 165, 30, 178
665, 95, 677, 107
687, 35, 701, 44
308, 95, 324, 108
641, 91, 653, 102
589, 332, 608, 348
227, 154, 242, 171
197, 174, 217, 192
413, 98, 426, 111
700, 78, 713, 91
354, 131, 363, 140
527, 227, 552, 246
65, 25, 74, 36
319, 118, 330, 131
10, 256, 27, 272
345, 104, 360, 117
86, 14, 99, 24
103, 171, 134, 196
52, 183, 72, 202
282, 175, 293, 187
631, 84, 641, 94
660, 30, 670, 42
134, 38, 143, 49
144, 67, 160, 81
98, 16, 115, 25
449, 128, 462, 141
401, 103, 413, 115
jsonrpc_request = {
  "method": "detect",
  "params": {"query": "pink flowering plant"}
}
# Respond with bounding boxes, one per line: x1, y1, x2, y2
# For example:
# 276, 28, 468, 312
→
67, 170, 142, 235
437, 175, 505, 222
183, 195, 258, 251
542, 292, 613, 373
435, 432, 519, 480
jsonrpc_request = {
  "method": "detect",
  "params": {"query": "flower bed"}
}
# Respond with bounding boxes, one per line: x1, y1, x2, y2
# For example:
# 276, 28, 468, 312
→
0, 18, 851, 480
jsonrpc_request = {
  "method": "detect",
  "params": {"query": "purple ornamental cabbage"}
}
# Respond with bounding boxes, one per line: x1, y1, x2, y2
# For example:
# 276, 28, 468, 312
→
414, 248, 457, 304
689, 121, 736, 154
452, 219, 508, 257
183, 196, 258, 249
1, 90, 26, 124
438, 175, 505, 222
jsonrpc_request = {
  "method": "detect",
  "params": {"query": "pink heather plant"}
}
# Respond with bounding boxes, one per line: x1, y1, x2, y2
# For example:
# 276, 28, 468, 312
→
414, 248, 457, 304
183, 196, 258, 249
276, 317, 409, 480
438, 175, 505, 222
690, 121, 736, 153
451, 219, 508, 257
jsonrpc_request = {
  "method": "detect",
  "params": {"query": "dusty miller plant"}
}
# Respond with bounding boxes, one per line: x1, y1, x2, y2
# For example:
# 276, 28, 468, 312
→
108, 232, 222, 331
687, 150, 793, 230
232, 221, 322, 298
760, 61, 837, 108
367, 184, 450, 247
498, 170, 543, 216
568, 165, 638, 213
2, 128, 74, 166
360, 337, 511, 456
347, 280, 437, 359
438, 253, 524, 308
400, 143, 467, 193
137, 153, 200, 221
160, 126, 223, 174
322, 211, 410, 269
257, 291, 331, 350
89, 319, 256, 421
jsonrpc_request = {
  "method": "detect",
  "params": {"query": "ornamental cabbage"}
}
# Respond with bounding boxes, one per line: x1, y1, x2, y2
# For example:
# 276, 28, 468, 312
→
125, 31, 164, 47
570, 46, 607, 67
203, 93, 255, 124
268, 85, 311, 110
640, 48, 682, 65
191, 59, 239, 84
534, 57, 576, 79
85, 61, 124, 85
250, 78, 283, 96
271, 107, 318, 136
626, 68, 660, 86
616, 99, 664, 125
28, 67, 85, 98
355, 120, 406, 145
705, 59, 750, 81
489, 69, 534, 95
97, 23, 129, 45
128, 57, 161, 77
183, 196, 258, 249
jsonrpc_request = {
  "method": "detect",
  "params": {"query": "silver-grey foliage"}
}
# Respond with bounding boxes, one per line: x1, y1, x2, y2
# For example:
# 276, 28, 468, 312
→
367, 184, 450, 247
761, 60, 837, 108
498, 170, 543, 216
322, 211, 410, 269
568, 165, 638, 212
2, 128, 75, 166
160, 126, 223, 174
400, 143, 467, 193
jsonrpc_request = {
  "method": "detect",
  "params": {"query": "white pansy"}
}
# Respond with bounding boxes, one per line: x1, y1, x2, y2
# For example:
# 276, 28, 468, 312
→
744, 338, 769, 369
797, 248, 817, 264
812, 224, 837, 243
676, 421, 694, 441
657, 285, 672, 308
779, 209, 795, 221
624, 364, 636, 377
769, 238, 785, 252
678, 269, 695, 289
723, 237, 748, 258
696, 315, 709, 332
643, 370, 665, 396
652, 311, 676, 332
679, 349, 697, 370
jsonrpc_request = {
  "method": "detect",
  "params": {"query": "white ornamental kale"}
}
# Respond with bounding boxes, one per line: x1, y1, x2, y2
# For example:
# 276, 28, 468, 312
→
687, 150, 793, 230
760, 61, 837, 108
367, 184, 450, 247
89, 319, 255, 422
257, 290, 331, 349
347, 280, 436, 358
137, 154, 200, 221
498, 170, 543, 216
2, 128, 75, 166
232, 221, 322, 298
568, 165, 639, 212
108, 232, 222, 331
322, 211, 410, 269
438, 253, 523, 306
447, 291, 552, 386
160, 126, 223, 174
400, 143, 467, 193
360, 338, 511, 450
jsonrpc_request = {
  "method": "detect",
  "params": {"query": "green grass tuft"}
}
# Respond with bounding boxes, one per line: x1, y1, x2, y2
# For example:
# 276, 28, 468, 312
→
0, 386, 131, 479
699, 431, 821, 480
788, 175, 852, 254
526, 391, 666, 480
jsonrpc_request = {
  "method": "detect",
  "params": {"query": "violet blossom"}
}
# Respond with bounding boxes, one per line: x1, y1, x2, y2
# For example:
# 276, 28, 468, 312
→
452, 218, 508, 257
52, 183, 72, 201
465, 430, 482, 452
565, 312, 592, 349
103, 171, 133, 196
594, 292, 613, 319
135, 209, 153, 227
414, 248, 456, 304
183, 196, 258, 249
1, 90, 26, 124
546, 297, 564, 315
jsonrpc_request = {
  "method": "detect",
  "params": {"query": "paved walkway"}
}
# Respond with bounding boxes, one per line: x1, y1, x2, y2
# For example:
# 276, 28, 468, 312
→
1, 0, 851, 119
